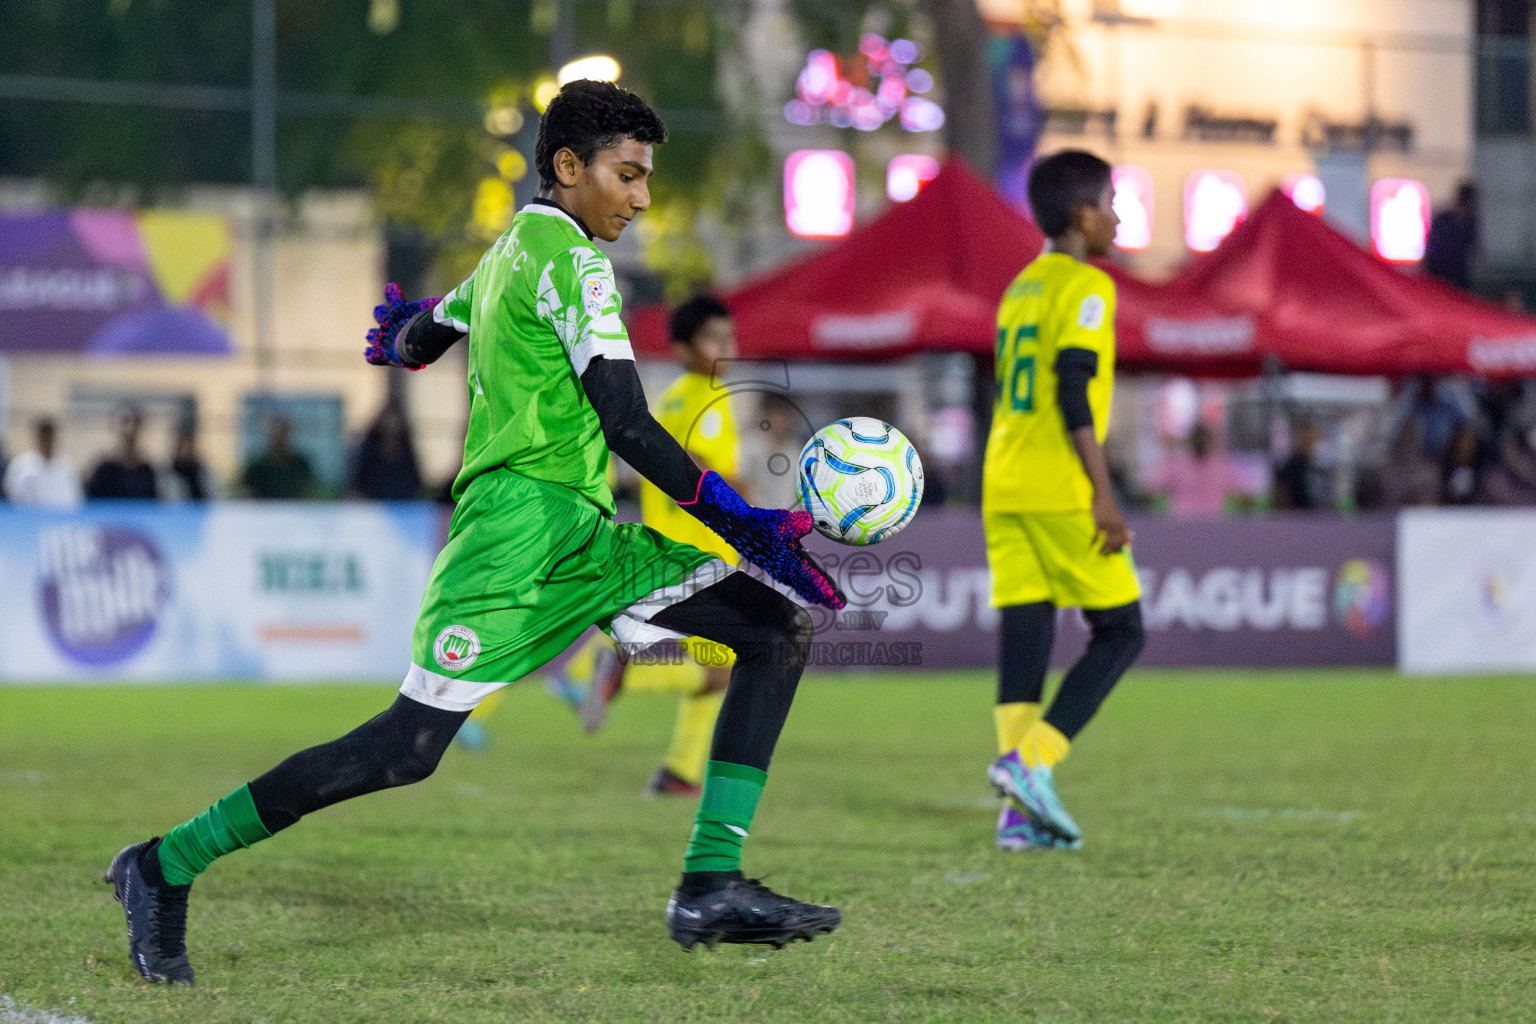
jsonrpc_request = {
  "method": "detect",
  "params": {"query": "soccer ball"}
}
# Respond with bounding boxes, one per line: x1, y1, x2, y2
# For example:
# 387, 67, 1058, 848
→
797, 417, 924, 545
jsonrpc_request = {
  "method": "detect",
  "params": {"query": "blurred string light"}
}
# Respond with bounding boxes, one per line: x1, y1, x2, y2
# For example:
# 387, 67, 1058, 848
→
533, 77, 560, 112
496, 149, 528, 182
1183, 169, 1247, 252
887, 155, 939, 202
367, 0, 400, 35
784, 34, 944, 133
1281, 173, 1326, 214
558, 55, 621, 87
471, 177, 515, 238
475, 82, 531, 239
1111, 165, 1153, 251
483, 106, 525, 137
1371, 178, 1430, 262
785, 149, 855, 239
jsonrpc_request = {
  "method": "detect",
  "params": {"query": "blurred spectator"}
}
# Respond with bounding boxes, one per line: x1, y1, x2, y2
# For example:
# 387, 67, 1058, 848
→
1440, 422, 1486, 505
1376, 418, 1441, 508
1144, 424, 1246, 518
1382, 375, 1477, 461
4, 416, 82, 509
434, 471, 459, 505
1484, 418, 1536, 505
1274, 418, 1329, 510
1422, 181, 1478, 291
349, 397, 422, 500
1476, 378, 1523, 443
923, 405, 972, 507
242, 415, 315, 499
86, 407, 159, 500
167, 424, 214, 501
741, 392, 806, 509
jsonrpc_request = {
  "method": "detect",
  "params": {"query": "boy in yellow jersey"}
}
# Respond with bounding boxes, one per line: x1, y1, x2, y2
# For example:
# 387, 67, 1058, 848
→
983, 150, 1146, 851
546, 295, 742, 797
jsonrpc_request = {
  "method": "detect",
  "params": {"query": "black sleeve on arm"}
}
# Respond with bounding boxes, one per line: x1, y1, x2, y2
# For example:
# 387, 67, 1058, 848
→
581, 356, 704, 503
396, 309, 466, 368
1055, 348, 1099, 433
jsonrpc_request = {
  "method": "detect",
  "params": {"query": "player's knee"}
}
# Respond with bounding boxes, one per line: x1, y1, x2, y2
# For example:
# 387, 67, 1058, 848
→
387, 757, 436, 786
786, 604, 814, 652
368, 701, 462, 787
1088, 602, 1145, 659
765, 600, 814, 667
385, 736, 446, 786
738, 595, 811, 669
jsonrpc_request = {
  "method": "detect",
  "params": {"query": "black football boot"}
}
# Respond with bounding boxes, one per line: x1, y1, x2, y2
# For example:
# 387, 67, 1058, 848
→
666, 875, 840, 950
104, 838, 195, 986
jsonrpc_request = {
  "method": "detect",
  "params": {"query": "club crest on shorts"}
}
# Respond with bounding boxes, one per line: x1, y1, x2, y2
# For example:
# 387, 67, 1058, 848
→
433, 625, 480, 671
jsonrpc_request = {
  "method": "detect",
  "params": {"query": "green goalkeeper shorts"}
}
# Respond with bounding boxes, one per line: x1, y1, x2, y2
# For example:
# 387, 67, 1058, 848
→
401, 468, 727, 711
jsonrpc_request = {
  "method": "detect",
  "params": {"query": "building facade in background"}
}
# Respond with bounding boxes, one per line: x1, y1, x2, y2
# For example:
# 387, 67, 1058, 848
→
1474, 0, 1536, 296
0, 185, 467, 493
982, 0, 1472, 277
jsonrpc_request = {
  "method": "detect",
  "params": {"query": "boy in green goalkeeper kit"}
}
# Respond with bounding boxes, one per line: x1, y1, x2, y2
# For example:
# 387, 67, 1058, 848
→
105, 81, 845, 987
546, 295, 745, 798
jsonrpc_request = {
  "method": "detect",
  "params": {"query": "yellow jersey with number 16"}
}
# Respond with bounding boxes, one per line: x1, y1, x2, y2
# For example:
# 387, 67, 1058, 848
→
983, 251, 1117, 514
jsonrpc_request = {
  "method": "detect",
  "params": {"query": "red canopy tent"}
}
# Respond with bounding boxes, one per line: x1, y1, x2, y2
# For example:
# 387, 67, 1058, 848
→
628, 159, 1047, 360
629, 158, 1229, 367
629, 161, 1536, 379
1142, 190, 1536, 379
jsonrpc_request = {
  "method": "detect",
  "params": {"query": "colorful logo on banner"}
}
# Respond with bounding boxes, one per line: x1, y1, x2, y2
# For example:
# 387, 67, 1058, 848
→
37, 525, 172, 665
1481, 569, 1513, 624
1332, 558, 1392, 637
0, 209, 232, 355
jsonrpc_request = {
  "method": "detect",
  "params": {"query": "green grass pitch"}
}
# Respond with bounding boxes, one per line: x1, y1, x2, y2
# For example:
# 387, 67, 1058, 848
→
3, 670, 1536, 1023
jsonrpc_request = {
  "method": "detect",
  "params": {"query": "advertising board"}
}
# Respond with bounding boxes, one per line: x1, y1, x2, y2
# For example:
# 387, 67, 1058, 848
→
0, 504, 1404, 680
822, 511, 1395, 668
0, 502, 436, 681
1398, 509, 1536, 673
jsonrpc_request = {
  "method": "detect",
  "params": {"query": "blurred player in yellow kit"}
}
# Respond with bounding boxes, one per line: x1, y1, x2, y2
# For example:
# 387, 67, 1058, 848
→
546, 295, 742, 797
983, 150, 1146, 851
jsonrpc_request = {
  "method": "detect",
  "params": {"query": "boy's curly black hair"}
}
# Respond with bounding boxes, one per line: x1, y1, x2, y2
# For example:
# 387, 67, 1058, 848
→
535, 80, 668, 188
1027, 149, 1112, 238
669, 294, 731, 346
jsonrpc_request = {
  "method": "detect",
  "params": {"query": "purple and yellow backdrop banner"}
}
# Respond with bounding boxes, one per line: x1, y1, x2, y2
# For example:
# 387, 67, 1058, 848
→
0, 210, 233, 355
808, 510, 1396, 669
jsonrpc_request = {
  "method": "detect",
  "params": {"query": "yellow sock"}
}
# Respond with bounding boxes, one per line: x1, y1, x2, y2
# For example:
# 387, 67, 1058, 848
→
467, 686, 505, 722
1017, 720, 1071, 769
662, 690, 725, 785
993, 702, 1041, 755
625, 657, 706, 694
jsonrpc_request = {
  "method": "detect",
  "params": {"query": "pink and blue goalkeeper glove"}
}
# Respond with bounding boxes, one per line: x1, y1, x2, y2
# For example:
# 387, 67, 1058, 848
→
681, 471, 846, 610
364, 282, 441, 368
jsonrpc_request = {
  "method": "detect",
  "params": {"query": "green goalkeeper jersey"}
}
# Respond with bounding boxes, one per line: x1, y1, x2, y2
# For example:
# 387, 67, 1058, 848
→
434, 201, 634, 514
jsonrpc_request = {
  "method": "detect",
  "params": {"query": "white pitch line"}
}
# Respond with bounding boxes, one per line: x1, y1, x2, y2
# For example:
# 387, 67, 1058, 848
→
1206, 806, 1364, 824
0, 996, 97, 1024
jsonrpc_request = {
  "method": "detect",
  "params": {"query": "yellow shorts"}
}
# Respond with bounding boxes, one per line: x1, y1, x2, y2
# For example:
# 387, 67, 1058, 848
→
680, 634, 734, 669
643, 512, 737, 670
985, 510, 1141, 610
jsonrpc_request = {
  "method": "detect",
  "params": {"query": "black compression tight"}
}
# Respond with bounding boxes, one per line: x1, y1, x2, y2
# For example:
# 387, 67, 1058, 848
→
997, 600, 1145, 740
245, 695, 469, 835
997, 602, 1057, 706
1045, 602, 1145, 738
240, 572, 809, 836
648, 572, 813, 772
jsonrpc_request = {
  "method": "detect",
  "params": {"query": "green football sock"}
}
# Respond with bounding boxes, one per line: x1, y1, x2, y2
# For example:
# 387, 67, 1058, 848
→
683, 760, 767, 874
155, 784, 272, 886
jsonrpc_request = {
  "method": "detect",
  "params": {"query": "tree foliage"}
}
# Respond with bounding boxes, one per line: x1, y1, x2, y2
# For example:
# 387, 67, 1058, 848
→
0, 1, 1017, 297
0, 1, 721, 202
